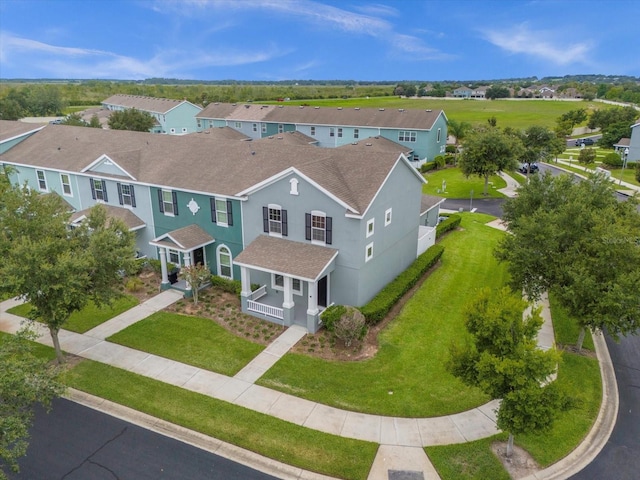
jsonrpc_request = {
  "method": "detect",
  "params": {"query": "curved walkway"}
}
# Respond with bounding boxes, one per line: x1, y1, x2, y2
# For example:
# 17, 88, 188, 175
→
0, 283, 616, 479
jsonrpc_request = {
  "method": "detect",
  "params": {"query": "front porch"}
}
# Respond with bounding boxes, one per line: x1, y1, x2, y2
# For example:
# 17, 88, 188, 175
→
245, 285, 311, 328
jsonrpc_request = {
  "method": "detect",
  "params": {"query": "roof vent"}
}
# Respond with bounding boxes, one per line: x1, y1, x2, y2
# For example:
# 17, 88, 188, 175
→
245, 104, 250, 108
277, 136, 283, 140
426, 109, 432, 112
398, 109, 404, 112
352, 142, 358, 145
314, 106, 320, 109
366, 143, 372, 146
279, 105, 284, 108
337, 107, 342, 110
355, 107, 360, 110
379, 108, 385, 111
299, 105, 304, 108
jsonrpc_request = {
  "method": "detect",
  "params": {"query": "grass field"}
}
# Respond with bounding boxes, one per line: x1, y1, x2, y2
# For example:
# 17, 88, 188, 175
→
266, 96, 611, 130
422, 167, 507, 198
258, 213, 507, 417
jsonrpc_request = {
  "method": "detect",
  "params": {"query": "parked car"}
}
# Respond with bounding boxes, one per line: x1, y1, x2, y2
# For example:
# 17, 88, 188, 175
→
575, 138, 595, 146
518, 162, 539, 174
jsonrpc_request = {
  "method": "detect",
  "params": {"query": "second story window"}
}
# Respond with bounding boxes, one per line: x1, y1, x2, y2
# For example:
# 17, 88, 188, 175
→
210, 198, 233, 226
398, 131, 417, 142
310, 126, 316, 136
117, 183, 136, 207
60, 174, 72, 196
437, 127, 442, 142
90, 178, 108, 202
354, 128, 359, 139
261, 123, 267, 133
252, 123, 258, 132
158, 189, 178, 216
36, 170, 48, 192
278, 124, 284, 133
263, 205, 288, 236
337, 128, 343, 138
306, 211, 332, 245
329, 127, 335, 137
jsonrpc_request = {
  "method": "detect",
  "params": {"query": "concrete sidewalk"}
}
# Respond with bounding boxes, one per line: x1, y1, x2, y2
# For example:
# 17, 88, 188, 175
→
497, 171, 521, 197
0, 288, 617, 480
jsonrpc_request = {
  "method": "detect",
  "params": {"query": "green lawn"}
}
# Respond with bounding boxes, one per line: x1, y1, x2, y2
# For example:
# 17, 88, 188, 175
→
422, 167, 507, 198
7, 295, 139, 333
549, 291, 594, 351
258, 213, 507, 417
106, 311, 265, 376
64, 360, 377, 480
268, 97, 610, 130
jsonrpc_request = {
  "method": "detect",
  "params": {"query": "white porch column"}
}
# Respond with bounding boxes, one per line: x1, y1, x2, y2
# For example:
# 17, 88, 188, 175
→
240, 266, 251, 297
283, 276, 295, 309
307, 280, 318, 316
159, 248, 169, 286
184, 251, 192, 291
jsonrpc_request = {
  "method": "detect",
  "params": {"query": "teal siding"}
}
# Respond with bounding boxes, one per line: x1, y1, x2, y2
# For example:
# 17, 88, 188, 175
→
151, 188, 244, 278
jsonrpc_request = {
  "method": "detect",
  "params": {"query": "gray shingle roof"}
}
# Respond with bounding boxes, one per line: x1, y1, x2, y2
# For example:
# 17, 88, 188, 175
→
101, 94, 201, 115
234, 235, 338, 281
197, 103, 444, 130
151, 224, 215, 251
70, 204, 146, 231
421, 195, 445, 214
0, 123, 411, 215
0, 120, 46, 142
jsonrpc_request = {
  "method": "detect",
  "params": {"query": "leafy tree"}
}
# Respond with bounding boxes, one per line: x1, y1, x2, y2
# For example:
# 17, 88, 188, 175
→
578, 147, 596, 165
459, 127, 523, 195
26, 85, 65, 116
1, 328, 65, 477
88, 114, 102, 128
519, 125, 558, 172
108, 108, 156, 132
182, 263, 211, 305
449, 288, 564, 457
588, 106, 637, 131
0, 183, 136, 363
555, 109, 587, 137
496, 172, 640, 351
0, 98, 24, 120
487, 116, 497, 127
598, 121, 632, 148
61, 112, 87, 127
485, 85, 510, 99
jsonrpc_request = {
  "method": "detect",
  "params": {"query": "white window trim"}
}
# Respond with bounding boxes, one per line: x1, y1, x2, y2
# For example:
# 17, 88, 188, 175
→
217, 244, 233, 279
268, 203, 283, 237
337, 128, 343, 138
365, 242, 374, 262
366, 218, 375, 238
215, 198, 228, 227
168, 249, 180, 266
60, 173, 72, 197
271, 274, 303, 296
36, 170, 48, 192
162, 189, 175, 217
437, 127, 442, 143
235, 122, 242, 129
261, 123, 267, 133
311, 210, 327, 245
385, 208, 392, 226
121, 183, 133, 207
93, 179, 106, 203
354, 128, 359, 139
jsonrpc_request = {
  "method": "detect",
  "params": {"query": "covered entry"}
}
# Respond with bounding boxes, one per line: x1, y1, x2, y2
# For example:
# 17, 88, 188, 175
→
149, 224, 215, 295
234, 235, 338, 333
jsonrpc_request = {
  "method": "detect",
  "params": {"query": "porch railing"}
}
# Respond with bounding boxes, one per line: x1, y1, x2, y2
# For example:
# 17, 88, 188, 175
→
247, 300, 283, 320
249, 285, 267, 301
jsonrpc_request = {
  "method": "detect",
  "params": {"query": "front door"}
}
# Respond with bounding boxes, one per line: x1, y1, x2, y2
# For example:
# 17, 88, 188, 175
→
193, 247, 205, 266
317, 275, 328, 308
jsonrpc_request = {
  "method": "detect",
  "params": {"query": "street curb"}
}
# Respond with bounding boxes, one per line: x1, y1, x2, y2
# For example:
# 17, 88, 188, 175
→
521, 331, 619, 480
64, 388, 339, 480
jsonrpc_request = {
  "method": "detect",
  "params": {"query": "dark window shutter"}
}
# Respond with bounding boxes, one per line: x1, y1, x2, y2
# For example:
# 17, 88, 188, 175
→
90, 179, 96, 200
130, 185, 136, 207
117, 183, 123, 205
210, 198, 217, 223
263, 207, 269, 233
305, 213, 311, 240
101, 180, 108, 202
282, 209, 288, 236
227, 200, 233, 226
157, 189, 164, 213
326, 216, 333, 245
172, 191, 178, 215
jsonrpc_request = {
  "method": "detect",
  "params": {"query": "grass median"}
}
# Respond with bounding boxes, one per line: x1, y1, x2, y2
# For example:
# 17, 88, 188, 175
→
422, 168, 507, 199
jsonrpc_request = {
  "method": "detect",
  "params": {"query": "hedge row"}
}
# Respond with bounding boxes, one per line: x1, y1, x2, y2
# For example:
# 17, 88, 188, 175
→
359, 244, 445, 325
436, 214, 461, 239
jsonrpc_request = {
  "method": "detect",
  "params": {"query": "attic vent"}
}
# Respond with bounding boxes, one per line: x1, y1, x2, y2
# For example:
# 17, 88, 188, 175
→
425, 109, 432, 112
314, 106, 320, 109
277, 136, 283, 139
214, 102, 219, 105
355, 107, 360, 110
398, 109, 404, 112
352, 142, 358, 145
337, 107, 342, 110
366, 143, 373, 146
379, 108, 385, 111
279, 105, 284, 108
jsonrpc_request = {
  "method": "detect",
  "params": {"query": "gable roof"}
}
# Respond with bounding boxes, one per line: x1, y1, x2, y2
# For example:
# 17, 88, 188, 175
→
101, 94, 201, 115
70, 204, 146, 231
0, 123, 414, 216
150, 224, 215, 252
0, 120, 46, 143
197, 102, 444, 131
250, 130, 317, 146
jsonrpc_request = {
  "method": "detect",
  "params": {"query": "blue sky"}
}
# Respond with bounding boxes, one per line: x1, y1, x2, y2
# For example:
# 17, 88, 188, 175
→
1, 0, 638, 81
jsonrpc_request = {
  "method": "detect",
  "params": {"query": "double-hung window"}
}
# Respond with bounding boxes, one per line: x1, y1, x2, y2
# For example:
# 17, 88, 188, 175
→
329, 127, 335, 137
36, 170, 48, 191
337, 128, 343, 138
272, 274, 302, 295
278, 124, 284, 133
252, 123, 258, 132
354, 128, 359, 139
90, 178, 108, 202
210, 198, 233, 226
398, 131, 417, 142
261, 123, 267, 133
117, 183, 136, 207
60, 174, 72, 196
158, 189, 178, 216
263, 205, 287, 236
306, 211, 332, 245
310, 126, 316, 136
234, 122, 242, 129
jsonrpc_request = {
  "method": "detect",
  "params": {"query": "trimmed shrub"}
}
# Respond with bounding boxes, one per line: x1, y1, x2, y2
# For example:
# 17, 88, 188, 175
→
210, 275, 243, 295
359, 244, 445, 325
578, 148, 596, 165
602, 152, 623, 168
445, 144, 457, 154
434, 155, 446, 169
334, 307, 367, 347
420, 161, 437, 173
320, 304, 346, 332
436, 214, 462, 239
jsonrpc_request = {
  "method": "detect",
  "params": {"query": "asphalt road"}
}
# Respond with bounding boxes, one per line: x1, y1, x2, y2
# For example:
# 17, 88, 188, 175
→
442, 197, 505, 217
8, 398, 279, 480
570, 332, 640, 480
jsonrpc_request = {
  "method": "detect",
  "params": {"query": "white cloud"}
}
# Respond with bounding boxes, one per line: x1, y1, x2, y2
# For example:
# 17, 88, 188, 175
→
481, 23, 591, 65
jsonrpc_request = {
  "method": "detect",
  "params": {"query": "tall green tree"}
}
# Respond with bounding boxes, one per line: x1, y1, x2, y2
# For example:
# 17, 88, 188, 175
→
108, 108, 156, 132
519, 125, 558, 173
496, 172, 640, 350
0, 329, 65, 478
60, 112, 87, 127
459, 127, 523, 195
449, 288, 564, 458
0, 181, 136, 362
447, 118, 471, 165
88, 114, 102, 128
